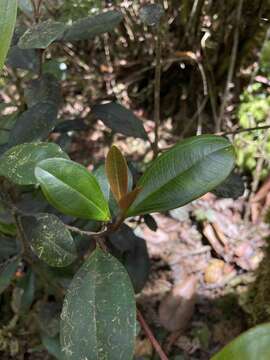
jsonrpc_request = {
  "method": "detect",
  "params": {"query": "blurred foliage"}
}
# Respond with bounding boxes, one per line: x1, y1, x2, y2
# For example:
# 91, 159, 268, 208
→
54, 0, 102, 21
235, 40, 270, 179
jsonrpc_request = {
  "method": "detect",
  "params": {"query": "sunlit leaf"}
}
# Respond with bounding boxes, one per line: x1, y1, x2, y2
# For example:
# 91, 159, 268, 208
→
35, 158, 111, 221
127, 135, 235, 216
211, 323, 270, 360
0, 0, 17, 71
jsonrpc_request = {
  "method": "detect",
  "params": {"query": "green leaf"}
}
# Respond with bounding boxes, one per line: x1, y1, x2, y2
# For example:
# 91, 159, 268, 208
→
24, 73, 62, 108
0, 256, 20, 294
211, 323, 270, 360
7, 45, 39, 72
8, 102, 58, 147
60, 248, 136, 360
21, 213, 77, 268
42, 335, 63, 360
92, 102, 148, 139
17, 269, 35, 312
0, 236, 19, 263
0, 0, 17, 71
0, 142, 69, 185
0, 113, 17, 145
0, 220, 16, 236
139, 4, 165, 26
106, 145, 128, 202
127, 135, 235, 216
62, 10, 123, 42
35, 158, 111, 221
18, 20, 66, 49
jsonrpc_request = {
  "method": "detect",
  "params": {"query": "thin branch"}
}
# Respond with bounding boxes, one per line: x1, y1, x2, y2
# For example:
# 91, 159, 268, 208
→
153, 26, 162, 159
137, 308, 169, 360
216, 0, 244, 132
66, 224, 108, 238
218, 125, 270, 136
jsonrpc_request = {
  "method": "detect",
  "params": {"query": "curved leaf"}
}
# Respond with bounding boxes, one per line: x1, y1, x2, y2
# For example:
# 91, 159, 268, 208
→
0, 142, 69, 185
62, 10, 123, 42
21, 213, 77, 268
211, 323, 270, 360
18, 20, 66, 49
127, 135, 235, 216
106, 145, 128, 202
92, 102, 148, 139
35, 158, 111, 221
0, 0, 17, 71
8, 102, 58, 147
60, 248, 136, 360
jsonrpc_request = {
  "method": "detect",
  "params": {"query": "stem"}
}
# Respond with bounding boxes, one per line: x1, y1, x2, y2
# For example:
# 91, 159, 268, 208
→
153, 26, 162, 159
218, 125, 270, 136
216, 0, 244, 132
137, 308, 169, 360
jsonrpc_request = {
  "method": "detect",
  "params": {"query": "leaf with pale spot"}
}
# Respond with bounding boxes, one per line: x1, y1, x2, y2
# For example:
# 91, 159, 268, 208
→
60, 248, 136, 360
21, 213, 77, 268
0, 142, 69, 185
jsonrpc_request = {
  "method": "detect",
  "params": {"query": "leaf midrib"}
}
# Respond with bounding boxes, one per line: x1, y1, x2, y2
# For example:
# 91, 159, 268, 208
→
132, 144, 233, 211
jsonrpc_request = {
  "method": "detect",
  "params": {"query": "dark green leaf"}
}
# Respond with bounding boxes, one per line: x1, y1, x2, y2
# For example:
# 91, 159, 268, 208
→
0, 0, 17, 71
0, 221, 16, 236
21, 213, 77, 267
211, 172, 245, 199
109, 225, 150, 293
6, 45, 39, 72
139, 4, 165, 26
38, 302, 62, 337
60, 248, 136, 360
35, 158, 111, 221
24, 74, 62, 108
0, 142, 69, 185
18, 20, 66, 49
92, 102, 148, 139
53, 119, 87, 133
8, 102, 58, 147
0, 236, 19, 263
0, 256, 20, 294
144, 214, 158, 232
127, 135, 235, 216
17, 269, 35, 312
211, 323, 270, 360
42, 335, 63, 360
62, 10, 123, 42
0, 113, 17, 146
18, 0, 33, 15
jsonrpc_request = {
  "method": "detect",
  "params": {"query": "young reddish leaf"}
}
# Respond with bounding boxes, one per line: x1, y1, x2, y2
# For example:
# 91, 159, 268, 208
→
106, 145, 129, 202
119, 187, 142, 211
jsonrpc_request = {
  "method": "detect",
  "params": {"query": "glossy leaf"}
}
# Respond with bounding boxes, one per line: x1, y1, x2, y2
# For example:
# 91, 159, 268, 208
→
35, 158, 111, 221
127, 135, 235, 216
211, 323, 270, 360
211, 171, 245, 199
92, 102, 148, 139
0, 0, 17, 71
21, 213, 77, 268
60, 248, 136, 360
0, 142, 69, 185
24, 73, 62, 108
0, 256, 20, 294
18, 20, 66, 49
62, 10, 123, 42
106, 145, 128, 202
8, 102, 58, 147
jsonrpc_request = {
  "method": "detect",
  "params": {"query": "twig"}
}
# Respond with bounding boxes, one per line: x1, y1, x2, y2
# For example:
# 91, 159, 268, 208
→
137, 308, 169, 360
66, 224, 108, 238
153, 26, 162, 159
218, 125, 270, 136
216, 0, 244, 132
